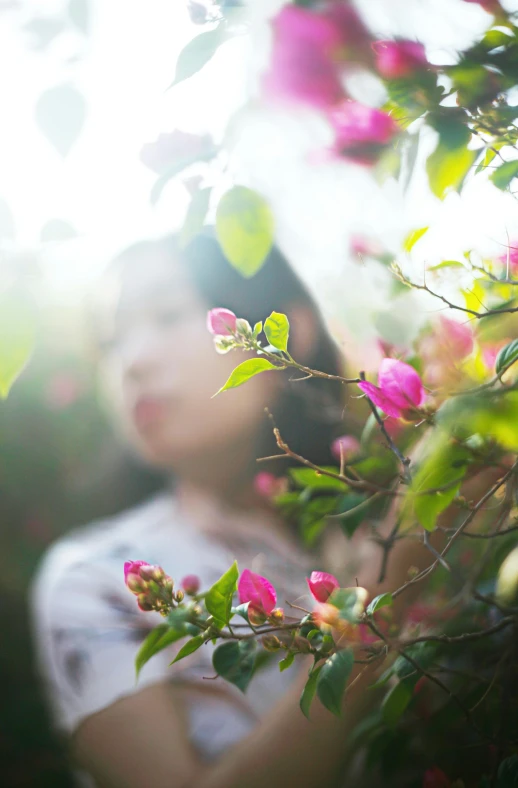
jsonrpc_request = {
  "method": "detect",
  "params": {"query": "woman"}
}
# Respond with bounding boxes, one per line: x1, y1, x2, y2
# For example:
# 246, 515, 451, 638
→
31, 231, 426, 788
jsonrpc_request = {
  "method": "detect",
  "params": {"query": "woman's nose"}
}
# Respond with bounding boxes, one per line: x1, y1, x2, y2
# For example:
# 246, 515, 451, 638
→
120, 328, 163, 381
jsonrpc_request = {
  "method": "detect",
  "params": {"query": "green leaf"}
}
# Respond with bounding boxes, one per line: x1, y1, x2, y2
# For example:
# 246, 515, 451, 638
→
264, 312, 289, 352
427, 259, 466, 272
328, 588, 367, 623
367, 593, 393, 616
135, 624, 188, 679
289, 467, 346, 492
382, 681, 412, 726
215, 186, 274, 278
300, 665, 322, 719
35, 84, 86, 157
490, 160, 518, 191
231, 602, 250, 622
252, 321, 263, 339
409, 438, 470, 531
205, 561, 238, 629
212, 640, 256, 692
403, 226, 428, 253
179, 188, 212, 249
425, 118, 476, 200
427, 142, 477, 199
214, 358, 279, 396
170, 26, 227, 87
336, 493, 371, 539
438, 392, 518, 453
475, 147, 497, 174
279, 652, 295, 672
0, 290, 36, 399
495, 339, 518, 376
316, 648, 354, 716
171, 634, 206, 664
497, 754, 518, 787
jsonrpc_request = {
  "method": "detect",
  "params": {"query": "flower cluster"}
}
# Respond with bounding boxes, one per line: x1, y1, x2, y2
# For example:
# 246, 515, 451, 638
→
124, 560, 179, 614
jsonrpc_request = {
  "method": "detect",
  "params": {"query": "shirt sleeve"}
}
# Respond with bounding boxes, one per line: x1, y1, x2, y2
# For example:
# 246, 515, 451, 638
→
30, 541, 176, 735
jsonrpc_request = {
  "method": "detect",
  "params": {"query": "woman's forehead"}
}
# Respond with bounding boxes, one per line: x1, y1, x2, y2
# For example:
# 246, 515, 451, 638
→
115, 248, 197, 311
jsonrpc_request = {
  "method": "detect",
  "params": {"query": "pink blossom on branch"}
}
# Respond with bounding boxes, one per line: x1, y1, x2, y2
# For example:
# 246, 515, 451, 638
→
206, 308, 237, 336
181, 574, 201, 595
307, 570, 340, 602
262, 5, 346, 109
238, 569, 277, 616
374, 40, 428, 80
328, 101, 398, 164
253, 472, 288, 499
358, 358, 426, 419
331, 435, 360, 462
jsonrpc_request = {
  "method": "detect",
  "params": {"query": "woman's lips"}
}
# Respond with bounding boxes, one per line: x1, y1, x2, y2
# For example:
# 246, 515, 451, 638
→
133, 397, 169, 431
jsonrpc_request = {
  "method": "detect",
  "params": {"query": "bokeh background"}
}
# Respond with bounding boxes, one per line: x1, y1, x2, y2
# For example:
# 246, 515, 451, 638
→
1, 0, 518, 784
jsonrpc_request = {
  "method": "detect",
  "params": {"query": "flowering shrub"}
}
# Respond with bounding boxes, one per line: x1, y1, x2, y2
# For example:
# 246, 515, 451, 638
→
4, 0, 518, 785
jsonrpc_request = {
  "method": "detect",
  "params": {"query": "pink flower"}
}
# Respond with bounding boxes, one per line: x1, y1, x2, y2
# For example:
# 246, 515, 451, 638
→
124, 560, 150, 585
331, 435, 360, 463
181, 574, 201, 595
350, 235, 385, 260
253, 472, 288, 499
358, 358, 426, 419
497, 245, 518, 273
383, 416, 405, 439
328, 101, 398, 164
437, 316, 474, 360
307, 570, 340, 602
482, 341, 507, 370
374, 40, 428, 80
462, 0, 502, 13
140, 130, 214, 175
238, 569, 277, 616
206, 308, 237, 336
423, 766, 451, 788
263, 5, 346, 109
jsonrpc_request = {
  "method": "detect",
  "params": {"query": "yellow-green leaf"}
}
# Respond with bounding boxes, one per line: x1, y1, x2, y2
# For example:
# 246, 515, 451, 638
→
426, 143, 477, 200
216, 186, 274, 278
214, 358, 279, 396
0, 290, 36, 399
264, 311, 289, 352
403, 226, 428, 253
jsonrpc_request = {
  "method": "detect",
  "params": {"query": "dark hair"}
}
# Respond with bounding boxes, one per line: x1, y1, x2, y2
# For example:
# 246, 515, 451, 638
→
108, 230, 347, 471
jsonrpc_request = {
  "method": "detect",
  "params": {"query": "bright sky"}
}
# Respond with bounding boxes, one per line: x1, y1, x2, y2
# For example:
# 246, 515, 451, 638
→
0, 0, 517, 358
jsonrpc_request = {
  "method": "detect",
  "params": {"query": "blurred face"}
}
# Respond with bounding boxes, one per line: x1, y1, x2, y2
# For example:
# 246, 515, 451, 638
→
96, 245, 279, 471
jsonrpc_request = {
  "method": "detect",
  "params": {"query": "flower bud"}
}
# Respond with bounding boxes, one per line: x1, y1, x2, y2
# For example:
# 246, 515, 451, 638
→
269, 607, 285, 624
175, 589, 185, 603
140, 564, 165, 582
124, 560, 150, 586
235, 318, 252, 338
261, 635, 282, 652
292, 635, 311, 654
126, 572, 146, 594
206, 308, 237, 336
248, 606, 267, 627
137, 594, 154, 612
181, 574, 201, 596
307, 571, 340, 603
214, 336, 236, 355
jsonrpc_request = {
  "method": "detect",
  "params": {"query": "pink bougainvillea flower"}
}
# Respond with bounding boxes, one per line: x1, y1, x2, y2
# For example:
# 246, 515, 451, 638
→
374, 40, 428, 80
423, 766, 451, 788
307, 570, 340, 602
358, 358, 426, 418
253, 472, 288, 499
462, 0, 503, 13
328, 101, 398, 164
497, 245, 518, 273
437, 316, 474, 360
124, 560, 150, 585
263, 5, 346, 109
140, 130, 214, 175
206, 308, 237, 336
181, 574, 201, 595
331, 435, 360, 463
238, 569, 277, 615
